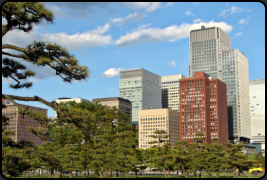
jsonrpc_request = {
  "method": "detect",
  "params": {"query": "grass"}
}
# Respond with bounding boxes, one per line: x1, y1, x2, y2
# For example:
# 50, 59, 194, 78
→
6, 172, 264, 178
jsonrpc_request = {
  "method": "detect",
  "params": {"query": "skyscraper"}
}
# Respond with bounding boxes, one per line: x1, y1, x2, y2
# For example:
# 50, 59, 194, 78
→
161, 74, 185, 111
249, 79, 265, 153
179, 72, 228, 147
189, 26, 250, 143
119, 68, 162, 125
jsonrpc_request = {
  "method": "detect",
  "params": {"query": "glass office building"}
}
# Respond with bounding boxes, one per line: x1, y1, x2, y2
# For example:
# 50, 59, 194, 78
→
162, 74, 185, 111
190, 26, 251, 143
119, 68, 162, 125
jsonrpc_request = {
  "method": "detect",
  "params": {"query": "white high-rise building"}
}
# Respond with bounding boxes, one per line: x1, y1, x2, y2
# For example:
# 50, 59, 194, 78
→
249, 79, 265, 153
119, 68, 162, 125
189, 26, 251, 143
161, 74, 185, 111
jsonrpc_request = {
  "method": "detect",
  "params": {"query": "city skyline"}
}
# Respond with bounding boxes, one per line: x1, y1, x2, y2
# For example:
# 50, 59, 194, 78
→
2, 2, 265, 118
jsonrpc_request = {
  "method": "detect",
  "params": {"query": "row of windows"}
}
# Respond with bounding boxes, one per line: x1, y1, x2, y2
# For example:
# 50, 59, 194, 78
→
140, 117, 165, 121
141, 121, 165, 124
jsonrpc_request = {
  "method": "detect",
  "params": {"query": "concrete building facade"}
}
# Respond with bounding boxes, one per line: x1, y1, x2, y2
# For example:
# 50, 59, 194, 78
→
2, 103, 48, 146
189, 26, 251, 143
179, 72, 228, 147
138, 108, 180, 149
119, 68, 162, 125
249, 79, 265, 154
161, 74, 186, 111
92, 97, 132, 120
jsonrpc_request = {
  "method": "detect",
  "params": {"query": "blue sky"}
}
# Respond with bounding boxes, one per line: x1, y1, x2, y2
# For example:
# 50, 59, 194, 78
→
2, 2, 265, 118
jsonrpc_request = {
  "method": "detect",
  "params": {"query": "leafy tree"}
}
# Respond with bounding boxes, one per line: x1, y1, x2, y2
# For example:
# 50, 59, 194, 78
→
112, 121, 137, 178
2, 2, 88, 148
15, 140, 40, 178
172, 140, 191, 178
130, 148, 148, 178
144, 147, 159, 171
2, 146, 31, 178
188, 133, 210, 178
208, 138, 226, 178
224, 142, 255, 178
148, 130, 172, 178
37, 142, 63, 178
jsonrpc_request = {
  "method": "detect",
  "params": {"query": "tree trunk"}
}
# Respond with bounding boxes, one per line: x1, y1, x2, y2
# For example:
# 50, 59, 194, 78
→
36, 169, 40, 177
110, 168, 112, 177
162, 167, 167, 178
182, 165, 188, 178
239, 169, 247, 178
87, 168, 90, 177
69, 172, 73, 178
116, 170, 119, 177
103, 169, 108, 178
135, 169, 138, 178
207, 170, 212, 176
27, 170, 29, 178
216, 170, 220, 178
60, 171, 63, 178
120, 171, 124, 178
198, 172, 201, 178
233, 167, 237, 178
99, 172, 103, 178
168, 170, 170, 177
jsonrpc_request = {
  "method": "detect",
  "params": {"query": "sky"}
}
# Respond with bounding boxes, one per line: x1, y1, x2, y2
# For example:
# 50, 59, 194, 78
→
2, 2, 265, 118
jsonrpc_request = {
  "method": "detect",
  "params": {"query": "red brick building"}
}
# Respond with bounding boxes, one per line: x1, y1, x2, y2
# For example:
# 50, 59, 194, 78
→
179, 72, 228, 147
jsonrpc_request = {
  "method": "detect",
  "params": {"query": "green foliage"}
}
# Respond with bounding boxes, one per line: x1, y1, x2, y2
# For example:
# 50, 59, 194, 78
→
2, 2, 88, 89
207, 138, 226, 178
2, 146, 31, 178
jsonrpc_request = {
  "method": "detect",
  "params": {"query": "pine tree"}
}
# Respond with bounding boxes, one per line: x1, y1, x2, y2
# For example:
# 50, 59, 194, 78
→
37, 142, 63, 178
189, 133, 210, 178
2, 2, 88, 148
224, 142, 255, 178
172, 140, 191, 178
208, 138, 226, 178
112, 122, 137, 178
148, 130, 172, 178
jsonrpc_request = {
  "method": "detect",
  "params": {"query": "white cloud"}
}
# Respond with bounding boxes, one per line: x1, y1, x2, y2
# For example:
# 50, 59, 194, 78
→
193, 2, 199, 5
168, 60, 177, 67
40, 23, 112, 50
110, 12, 146, 25
234, 32, 243, 38
193, 18, 203, 23
186, 11, 195, 16
115, 20, 233, 47
125, 2, 163, 12
238, 17, 250, 25
101, 68, 124, 77
219, 6, 245, 18
43, 2, 175, 19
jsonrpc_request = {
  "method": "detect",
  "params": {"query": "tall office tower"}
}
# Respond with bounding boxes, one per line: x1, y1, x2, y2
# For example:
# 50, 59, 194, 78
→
209, 77, 228, 147
161, 74, 185, 111
138, 108, 180, 150
189, 26, 251, 143
92, 97, 132, 120
179, 72, 228, 146
119, 68, 162, 125
2, 102, 48, 146
249, 79, 265, 153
